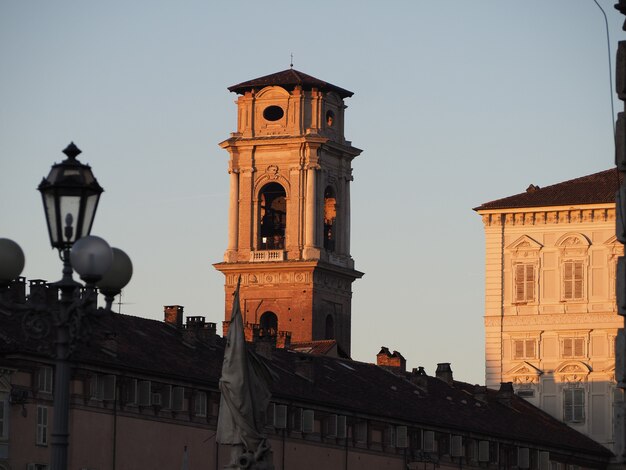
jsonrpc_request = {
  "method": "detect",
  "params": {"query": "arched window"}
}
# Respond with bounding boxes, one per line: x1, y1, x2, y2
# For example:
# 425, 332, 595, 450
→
259, 183, 286, 250
259, 311, 278, 336
324, 187, 337, 252
325, 314, 335, 340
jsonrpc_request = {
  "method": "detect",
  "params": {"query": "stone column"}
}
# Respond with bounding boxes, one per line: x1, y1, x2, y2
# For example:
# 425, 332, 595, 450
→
344, 176, 351, 257
225, 170, 239, 262
303, 166, 319, 259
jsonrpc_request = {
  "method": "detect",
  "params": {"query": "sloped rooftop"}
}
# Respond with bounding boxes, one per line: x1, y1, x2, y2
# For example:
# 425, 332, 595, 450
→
474, 168, 622, 211
228, 68, 353, 99
0, 305, 612, 459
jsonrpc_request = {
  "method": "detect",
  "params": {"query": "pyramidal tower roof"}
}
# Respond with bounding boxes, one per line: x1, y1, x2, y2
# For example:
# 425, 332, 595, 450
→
228, 68, 353, 98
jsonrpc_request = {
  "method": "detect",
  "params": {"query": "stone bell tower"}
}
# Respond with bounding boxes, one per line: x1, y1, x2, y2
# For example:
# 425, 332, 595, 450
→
214, 68, 363, 355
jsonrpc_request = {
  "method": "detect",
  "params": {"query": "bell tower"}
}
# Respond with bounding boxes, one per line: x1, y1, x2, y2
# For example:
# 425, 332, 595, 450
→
214, 68, 363, 355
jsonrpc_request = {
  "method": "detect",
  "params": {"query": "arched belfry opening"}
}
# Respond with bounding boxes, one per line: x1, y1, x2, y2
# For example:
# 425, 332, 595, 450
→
325, 314, 335, 340
259, 311, 278, 336
259, 182, 286, 250
324, 186, 337, 252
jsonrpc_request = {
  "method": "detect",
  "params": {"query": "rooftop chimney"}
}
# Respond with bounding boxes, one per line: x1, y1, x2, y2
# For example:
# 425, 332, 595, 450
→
473, 384, 487, 402
253, 326, 276, 359
409, 367, 428, 391
164, 305, 184, 329
183, 316, 217, 345
497, 382, 514, 406
376, 346, 406, 373
435, 363, 453, 386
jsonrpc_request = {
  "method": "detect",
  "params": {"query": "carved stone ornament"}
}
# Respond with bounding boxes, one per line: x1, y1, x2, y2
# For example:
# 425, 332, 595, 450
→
266, 165, 279, 179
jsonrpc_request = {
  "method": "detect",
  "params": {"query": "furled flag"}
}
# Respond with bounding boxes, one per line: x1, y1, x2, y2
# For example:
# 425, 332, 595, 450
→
216, 276, 273, 458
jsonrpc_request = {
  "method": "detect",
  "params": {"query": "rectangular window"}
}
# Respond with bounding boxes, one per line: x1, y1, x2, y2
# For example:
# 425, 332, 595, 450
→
194, 392, 207, 417
563, 388, 585, 423
36, 405, 48, 445
563, 260, 584, 300
0, 396, 6, 438
354, 421, 367, 443
37, 367, 53, 394
514, 264, 535, 302
563, 338, 585, 358
513, 339, 536, 359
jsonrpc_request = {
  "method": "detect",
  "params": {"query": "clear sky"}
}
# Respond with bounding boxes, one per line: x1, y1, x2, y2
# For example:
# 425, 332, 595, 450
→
1, 0, 622, 385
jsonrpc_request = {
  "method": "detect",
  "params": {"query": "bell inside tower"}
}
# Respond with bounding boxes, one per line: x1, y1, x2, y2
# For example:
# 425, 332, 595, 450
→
259, 182, 286, 250
324, 187, 337, 252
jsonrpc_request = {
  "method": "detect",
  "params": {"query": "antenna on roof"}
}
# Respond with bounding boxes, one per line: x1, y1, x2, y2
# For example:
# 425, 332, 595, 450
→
290, 53, 293, 69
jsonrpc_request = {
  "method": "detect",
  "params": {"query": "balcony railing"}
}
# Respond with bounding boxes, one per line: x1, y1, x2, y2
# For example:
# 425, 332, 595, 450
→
250, 250, 285, 262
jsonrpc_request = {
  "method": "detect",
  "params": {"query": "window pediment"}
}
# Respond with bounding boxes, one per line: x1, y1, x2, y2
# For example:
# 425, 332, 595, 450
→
505, 362, 543, 384
556, 233, 590, 257
507, 235, 542, 258
555, 361, 591, 382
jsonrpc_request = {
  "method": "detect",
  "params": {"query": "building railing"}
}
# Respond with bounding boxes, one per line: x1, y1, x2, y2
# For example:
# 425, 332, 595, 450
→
250, 250, 286, 262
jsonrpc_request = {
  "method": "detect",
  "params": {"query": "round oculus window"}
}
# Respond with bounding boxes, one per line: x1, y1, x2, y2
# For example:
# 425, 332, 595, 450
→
263, 105, 284, 122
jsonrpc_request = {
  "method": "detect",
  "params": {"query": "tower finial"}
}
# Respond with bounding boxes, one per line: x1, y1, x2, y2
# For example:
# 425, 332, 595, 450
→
290, 53, 293, 69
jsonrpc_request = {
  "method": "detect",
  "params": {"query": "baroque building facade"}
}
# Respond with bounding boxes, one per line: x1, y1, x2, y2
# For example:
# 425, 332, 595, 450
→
214, 69, 363, 356
475, 169, 625, 452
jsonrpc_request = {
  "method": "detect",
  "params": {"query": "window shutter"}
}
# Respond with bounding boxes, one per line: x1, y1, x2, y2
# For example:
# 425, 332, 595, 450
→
478, 440, 490, 462
396, 426, 408, 448
291, 408, 303, 431
161, 385, 172, 409
326, 415, 338, 437
124, 379, 137, 405
423, 430, 435, 452
337, 415, 347, 439
574, 262, 583, 299
354, 421, 367, 443
563, 339, 573, 357
138, 380, 151, 406
515, 265, 525, 301
274, 404, 287, 429
525, 339, 536, 358
194, 392, 207, 417
526, 264, 535, 300
450, 435, 462, 457
538, 451, 550, 470
0, 397, 5, 438
103, 375, 116, 401
574, 338, 584, 357
518, 447, 530, 468
564, 262, 573, 299
514, 340, 524, 359
172, 387, 185, 411
302, 410, 314, 433
574, 389, 585, 422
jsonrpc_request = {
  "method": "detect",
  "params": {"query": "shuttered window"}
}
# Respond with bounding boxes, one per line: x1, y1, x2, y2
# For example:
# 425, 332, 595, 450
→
563, 388, 585, 423
514, 264, 535, 302
563, 338, 585, 358
513, 339, 536, 359
563, 260, 584, 300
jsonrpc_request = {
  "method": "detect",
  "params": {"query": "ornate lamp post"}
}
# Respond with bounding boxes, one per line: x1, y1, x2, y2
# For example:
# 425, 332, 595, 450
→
0, 143, 132, 470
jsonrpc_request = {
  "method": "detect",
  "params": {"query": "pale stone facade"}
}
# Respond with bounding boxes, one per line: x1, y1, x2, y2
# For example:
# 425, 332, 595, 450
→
214, 70, 363, 355
477, 186, 624, 451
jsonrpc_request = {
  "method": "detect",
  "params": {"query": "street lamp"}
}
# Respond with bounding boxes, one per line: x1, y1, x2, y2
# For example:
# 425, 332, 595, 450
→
0, 143, 132, 470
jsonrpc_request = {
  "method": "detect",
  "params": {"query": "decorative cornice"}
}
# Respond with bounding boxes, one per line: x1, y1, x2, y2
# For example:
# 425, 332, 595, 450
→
479, 207, 614, 227
485, 313, 622, 327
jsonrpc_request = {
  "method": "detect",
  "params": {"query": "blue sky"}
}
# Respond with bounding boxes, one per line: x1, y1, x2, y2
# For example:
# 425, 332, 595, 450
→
1, 0, 622, 385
